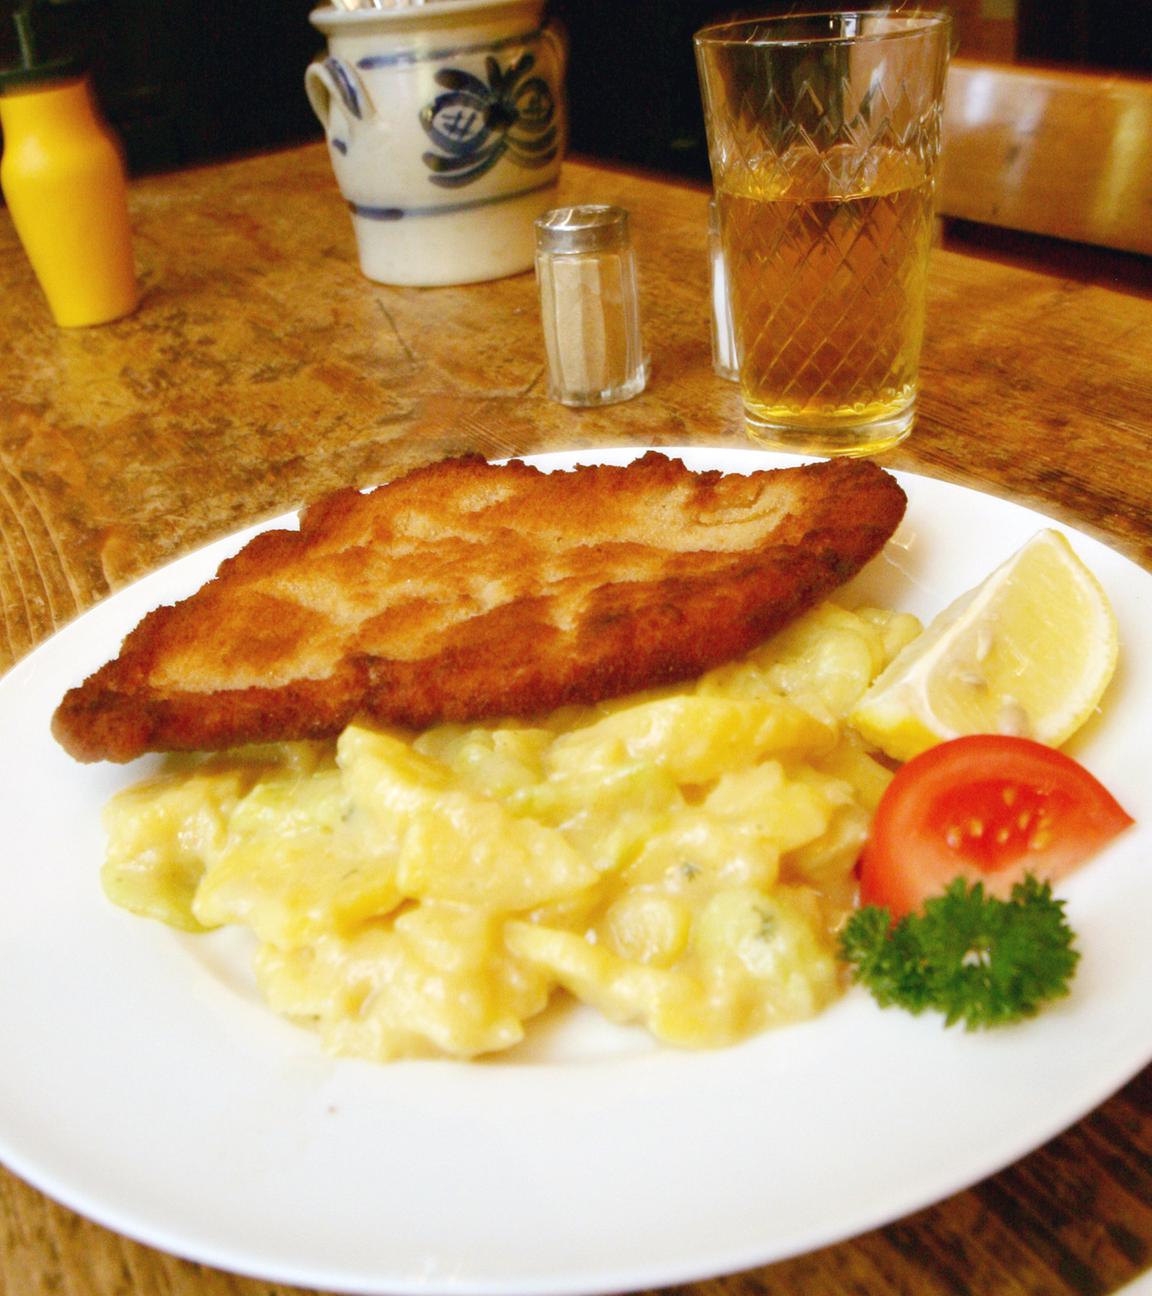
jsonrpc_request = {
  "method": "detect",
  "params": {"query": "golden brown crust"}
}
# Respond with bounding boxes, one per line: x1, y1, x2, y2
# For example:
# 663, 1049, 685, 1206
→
51, 453, 906, 762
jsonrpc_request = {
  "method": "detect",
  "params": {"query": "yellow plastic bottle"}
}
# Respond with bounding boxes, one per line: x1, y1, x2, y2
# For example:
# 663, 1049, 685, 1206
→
1, 74, 138, 327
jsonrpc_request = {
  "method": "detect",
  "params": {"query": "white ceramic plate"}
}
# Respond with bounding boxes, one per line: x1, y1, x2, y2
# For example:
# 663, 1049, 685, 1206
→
2, 446, 1150, 1296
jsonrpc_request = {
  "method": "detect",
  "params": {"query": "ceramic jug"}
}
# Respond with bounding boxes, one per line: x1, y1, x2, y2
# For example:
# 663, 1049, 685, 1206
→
307, 0, 567, 287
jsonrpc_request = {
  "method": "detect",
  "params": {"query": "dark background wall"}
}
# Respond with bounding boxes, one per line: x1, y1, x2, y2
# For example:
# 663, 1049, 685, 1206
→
2, 0, 1149, 182
72, 0, 323, 173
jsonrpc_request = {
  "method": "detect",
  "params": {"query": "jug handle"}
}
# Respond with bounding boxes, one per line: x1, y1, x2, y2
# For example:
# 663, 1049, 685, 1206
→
539, 17, 569, 78
537, 18, 568, 151
305, 57, 369, 136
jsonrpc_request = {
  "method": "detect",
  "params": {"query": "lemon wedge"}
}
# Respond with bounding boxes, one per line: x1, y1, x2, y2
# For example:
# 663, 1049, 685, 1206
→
849, 529, 1118, 762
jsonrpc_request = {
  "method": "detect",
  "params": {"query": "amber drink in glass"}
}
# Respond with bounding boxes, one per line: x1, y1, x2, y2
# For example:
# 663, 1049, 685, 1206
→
695, 11, 951, 455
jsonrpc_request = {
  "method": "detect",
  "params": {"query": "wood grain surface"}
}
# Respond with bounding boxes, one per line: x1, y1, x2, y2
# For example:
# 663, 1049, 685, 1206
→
0, 145, 1150, 1296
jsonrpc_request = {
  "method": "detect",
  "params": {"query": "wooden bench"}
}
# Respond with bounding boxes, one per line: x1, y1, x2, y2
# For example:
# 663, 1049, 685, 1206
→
939, 58, 1152, 256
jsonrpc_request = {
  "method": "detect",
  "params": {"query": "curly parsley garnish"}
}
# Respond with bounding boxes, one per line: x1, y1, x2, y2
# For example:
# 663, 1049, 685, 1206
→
839, 875, 1080, 1030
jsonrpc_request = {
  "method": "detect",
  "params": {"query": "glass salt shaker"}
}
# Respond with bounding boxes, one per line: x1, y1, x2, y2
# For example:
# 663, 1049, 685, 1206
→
708, 197, 739, 381
534, 205, 647, 406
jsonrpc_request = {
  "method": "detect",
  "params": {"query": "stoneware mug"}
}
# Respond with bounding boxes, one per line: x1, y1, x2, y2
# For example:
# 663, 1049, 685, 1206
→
306, 0, 567, 287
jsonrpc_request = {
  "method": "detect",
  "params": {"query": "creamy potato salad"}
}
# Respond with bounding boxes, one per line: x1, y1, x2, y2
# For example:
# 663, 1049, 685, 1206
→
102, 602, 920, 1060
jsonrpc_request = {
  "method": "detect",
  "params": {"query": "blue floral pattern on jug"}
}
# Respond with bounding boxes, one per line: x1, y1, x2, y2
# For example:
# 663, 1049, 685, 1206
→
419, 52, 558, 187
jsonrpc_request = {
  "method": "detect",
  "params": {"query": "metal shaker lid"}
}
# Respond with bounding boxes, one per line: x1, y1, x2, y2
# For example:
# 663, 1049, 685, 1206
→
535, 205, 631, 255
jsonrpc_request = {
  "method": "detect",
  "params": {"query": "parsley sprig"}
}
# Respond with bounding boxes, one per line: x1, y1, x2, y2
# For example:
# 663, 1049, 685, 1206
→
839, 876, 1080, 1030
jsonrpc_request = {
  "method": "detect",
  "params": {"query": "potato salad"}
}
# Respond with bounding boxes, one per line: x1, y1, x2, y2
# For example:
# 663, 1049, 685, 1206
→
101, 602, 920, 1060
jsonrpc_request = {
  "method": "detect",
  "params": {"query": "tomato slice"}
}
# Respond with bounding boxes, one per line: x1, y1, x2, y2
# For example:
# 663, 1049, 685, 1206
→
858, 734, 1134, 918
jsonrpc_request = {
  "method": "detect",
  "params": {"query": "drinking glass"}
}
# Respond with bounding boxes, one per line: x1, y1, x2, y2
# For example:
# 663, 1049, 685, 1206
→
695, 11, 951, 455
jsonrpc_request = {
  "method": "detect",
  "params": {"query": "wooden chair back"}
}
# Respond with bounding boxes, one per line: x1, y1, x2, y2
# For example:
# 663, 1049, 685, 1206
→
939, 57, 1152, 256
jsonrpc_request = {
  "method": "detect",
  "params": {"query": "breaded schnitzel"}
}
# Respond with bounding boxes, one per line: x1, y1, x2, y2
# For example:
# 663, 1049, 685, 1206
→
52, 453, 906, 763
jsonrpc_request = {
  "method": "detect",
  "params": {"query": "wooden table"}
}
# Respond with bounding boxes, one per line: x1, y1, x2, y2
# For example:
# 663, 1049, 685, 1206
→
2, 144, 1150, 1296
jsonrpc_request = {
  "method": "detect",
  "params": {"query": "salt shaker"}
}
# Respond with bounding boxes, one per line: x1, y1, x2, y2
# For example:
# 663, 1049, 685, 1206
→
534, 205, 647, 406
708, 198, 739, 381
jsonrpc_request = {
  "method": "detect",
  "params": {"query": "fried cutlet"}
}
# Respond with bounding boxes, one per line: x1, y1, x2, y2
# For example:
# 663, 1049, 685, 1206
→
52, 453, 907, 763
